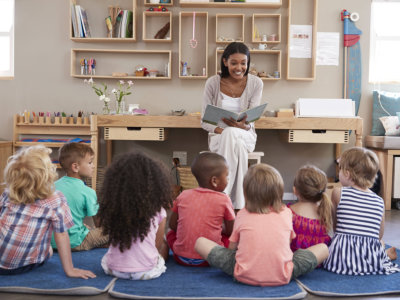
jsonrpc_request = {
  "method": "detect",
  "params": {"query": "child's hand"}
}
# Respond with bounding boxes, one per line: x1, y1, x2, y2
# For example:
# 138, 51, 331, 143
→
66, 268, 96, 279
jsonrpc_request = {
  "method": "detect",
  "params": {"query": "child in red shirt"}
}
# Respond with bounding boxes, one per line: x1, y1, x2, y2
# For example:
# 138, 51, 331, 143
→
167, 152, 235, 266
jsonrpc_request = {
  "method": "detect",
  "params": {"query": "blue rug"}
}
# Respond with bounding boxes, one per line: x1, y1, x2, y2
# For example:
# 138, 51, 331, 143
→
0, 248, 115, 295
109, 258, 306, 299
296, 248, 400, 296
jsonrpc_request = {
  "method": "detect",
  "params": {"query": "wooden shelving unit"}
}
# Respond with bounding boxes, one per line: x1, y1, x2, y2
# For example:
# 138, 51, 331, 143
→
70, 0, 137, 42
179, 0, 281, 8
71, 48, 172, 79
144, 0, 173, 6
143, 11, 172, 42
286, 0, 318, 80
252, 14, 281, 44
12, 115, 92, 170
215, 49, 281, 80
179, 12, 208, 79
216, 14, 244, 44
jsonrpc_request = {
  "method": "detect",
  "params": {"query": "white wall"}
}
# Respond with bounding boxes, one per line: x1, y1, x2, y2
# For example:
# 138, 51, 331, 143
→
1, 0, 398, 190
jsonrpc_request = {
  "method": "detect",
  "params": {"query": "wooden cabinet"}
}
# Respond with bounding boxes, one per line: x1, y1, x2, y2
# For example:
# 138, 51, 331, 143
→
70, 0, 137, 42
179, 0, 281, 8
286, 0, 318, 80
179, 12, 208, 79
0, 141, 12, 194
71, 48, 172, 79
216, 14, 244, 44
252, 14, 281, 44
143, 11, 172, 42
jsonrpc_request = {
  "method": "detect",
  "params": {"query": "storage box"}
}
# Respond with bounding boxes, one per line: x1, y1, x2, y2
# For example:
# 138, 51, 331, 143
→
365, 135, 400, 150
287, 130, 349, 143
104, 127, 167, 141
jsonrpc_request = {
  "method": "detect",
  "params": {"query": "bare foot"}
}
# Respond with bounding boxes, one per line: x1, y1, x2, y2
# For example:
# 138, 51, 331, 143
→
386, 247, 397, 260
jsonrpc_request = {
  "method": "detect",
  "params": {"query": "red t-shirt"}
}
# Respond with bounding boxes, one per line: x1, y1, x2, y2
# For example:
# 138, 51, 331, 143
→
172, 188, 235, 259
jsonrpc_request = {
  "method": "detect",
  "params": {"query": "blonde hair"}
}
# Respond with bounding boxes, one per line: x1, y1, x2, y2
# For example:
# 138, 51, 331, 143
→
243, 163, 284, 213
4, 145, 57, 204
294, 165, 332, 231
339, 147, 379, 189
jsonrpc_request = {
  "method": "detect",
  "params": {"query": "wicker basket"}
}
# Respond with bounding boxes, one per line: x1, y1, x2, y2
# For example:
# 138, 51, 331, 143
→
177, 166, 198, 190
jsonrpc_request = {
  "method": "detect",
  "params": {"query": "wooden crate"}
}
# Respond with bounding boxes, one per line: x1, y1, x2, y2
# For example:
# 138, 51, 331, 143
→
287, 130, 349, 143
104, 127, 167, 141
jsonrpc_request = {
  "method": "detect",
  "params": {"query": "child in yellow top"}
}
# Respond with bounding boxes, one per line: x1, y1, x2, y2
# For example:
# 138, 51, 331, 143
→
195, 164, 328, 286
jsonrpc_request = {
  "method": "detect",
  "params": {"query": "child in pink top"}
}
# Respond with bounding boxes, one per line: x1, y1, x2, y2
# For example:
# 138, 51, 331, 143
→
167, 152, 235, 267
288, 165, 332, 252
195, 164, 329, 286
99, 151, 172, 280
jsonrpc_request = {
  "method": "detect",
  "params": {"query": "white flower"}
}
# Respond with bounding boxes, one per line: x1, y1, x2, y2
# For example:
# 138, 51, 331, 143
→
119, 80, 125, 85
84, 79, 88, 84
104, 97, 111, 103
99, 95, 105, 101
128, 80, 134, 87
111, 88, 117, 94
88, 78, 94, 84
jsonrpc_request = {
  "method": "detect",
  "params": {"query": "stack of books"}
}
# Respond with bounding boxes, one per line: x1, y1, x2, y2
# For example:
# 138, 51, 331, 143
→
115, 10, 133, 38
71, 3, 91, 38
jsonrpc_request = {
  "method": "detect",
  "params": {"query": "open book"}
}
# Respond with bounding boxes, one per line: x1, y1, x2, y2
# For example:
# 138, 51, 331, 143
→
202, 103, 268, 125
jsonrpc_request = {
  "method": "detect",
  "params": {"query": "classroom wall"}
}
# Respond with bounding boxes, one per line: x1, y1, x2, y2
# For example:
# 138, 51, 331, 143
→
1, 0, 399, 191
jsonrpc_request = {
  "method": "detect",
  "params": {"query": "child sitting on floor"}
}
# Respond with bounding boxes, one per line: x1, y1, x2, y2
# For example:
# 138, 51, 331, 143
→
324, 147, 399, 275
98, 151, 172, 280
51, 142, 107, 251
167, 152, 235, 267
195, 164, 328, 286
0, 145, 95, 278
288, 165, 332, 252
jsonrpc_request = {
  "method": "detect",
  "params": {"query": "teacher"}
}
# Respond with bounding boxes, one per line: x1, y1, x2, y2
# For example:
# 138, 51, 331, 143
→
201, 42, 263, 210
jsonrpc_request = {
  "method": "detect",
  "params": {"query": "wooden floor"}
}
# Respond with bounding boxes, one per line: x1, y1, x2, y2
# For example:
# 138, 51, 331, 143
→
1, 210, 400, 300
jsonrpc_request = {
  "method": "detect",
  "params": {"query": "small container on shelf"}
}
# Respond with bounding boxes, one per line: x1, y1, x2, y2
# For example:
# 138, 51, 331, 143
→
149, 70, 158, 77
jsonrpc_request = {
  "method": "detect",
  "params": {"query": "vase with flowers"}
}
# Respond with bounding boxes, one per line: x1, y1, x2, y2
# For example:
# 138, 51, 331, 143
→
84, 78, 111, 115
112, 80, 133, 114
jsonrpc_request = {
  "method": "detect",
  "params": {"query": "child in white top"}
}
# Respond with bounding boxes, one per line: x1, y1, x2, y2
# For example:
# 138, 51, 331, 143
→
98, 151, 172, 280
324, 147, 399, 275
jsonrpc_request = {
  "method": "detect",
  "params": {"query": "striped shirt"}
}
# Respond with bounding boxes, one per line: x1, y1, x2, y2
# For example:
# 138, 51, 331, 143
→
0, 190, 74, 270
324, 187, 400, 275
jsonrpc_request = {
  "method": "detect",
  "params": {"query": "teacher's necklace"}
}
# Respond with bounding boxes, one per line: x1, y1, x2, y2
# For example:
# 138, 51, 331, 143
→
222, 77, 247, 98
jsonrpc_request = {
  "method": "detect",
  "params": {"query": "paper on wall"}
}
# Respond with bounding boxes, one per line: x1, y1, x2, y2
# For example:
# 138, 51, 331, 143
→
316, 32, 339, 66
296, 98, 355, 118
289, 25, 312, 58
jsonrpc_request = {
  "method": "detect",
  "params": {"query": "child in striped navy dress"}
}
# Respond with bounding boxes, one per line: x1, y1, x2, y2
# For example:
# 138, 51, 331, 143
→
323, 147, 399, 275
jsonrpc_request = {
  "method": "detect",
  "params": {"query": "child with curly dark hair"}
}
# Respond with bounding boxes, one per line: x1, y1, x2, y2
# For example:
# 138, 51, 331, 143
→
167, 152, 235, 267
98, 151, 172, 280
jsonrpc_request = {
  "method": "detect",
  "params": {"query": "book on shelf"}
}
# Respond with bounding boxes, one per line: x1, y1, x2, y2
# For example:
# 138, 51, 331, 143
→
202, 103, 268, 125
74, 5, 84, 37
71, 3, 78, 37
80, 7, 91, 38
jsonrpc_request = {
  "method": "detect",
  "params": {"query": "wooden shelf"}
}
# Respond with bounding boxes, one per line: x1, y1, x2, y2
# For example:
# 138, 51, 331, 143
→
71, 48, 172, 79
143, 11, 172, 42
215, 49, 281, 80
179, 11, 208, 79
216, 14, 244, 44
70, 0, 137, 41
179, 0, 281, 8
144, 0, 173, 6
286, 0, 318, 80
252, 14, 281, 44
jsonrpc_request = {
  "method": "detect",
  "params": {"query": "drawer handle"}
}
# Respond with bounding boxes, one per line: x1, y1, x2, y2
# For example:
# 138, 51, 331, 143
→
127, 127, 142, 131
312, 130, 326, 134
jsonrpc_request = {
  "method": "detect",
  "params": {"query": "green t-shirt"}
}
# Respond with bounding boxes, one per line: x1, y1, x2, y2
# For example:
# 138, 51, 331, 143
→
51, 176, 98, 249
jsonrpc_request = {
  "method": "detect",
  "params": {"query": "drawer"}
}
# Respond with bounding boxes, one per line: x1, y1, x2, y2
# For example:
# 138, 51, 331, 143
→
287, 130, 349, 143
104, 127, 167, 141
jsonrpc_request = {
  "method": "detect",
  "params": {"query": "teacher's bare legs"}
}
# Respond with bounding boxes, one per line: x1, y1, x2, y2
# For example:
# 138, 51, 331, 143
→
209, 127, 256, 209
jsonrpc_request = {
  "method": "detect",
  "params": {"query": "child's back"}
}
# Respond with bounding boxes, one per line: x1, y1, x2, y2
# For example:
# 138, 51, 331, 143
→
168, 152, 235, 265
171, 187, 234, 259
324, 147, 400, 275
289, 165, 332, 252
